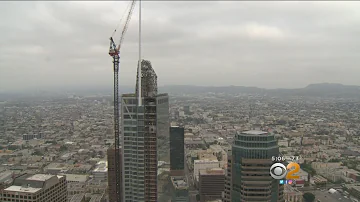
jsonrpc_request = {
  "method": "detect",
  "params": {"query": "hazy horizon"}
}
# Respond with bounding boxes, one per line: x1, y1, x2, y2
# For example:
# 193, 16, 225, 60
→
1, 82, 358, 94
1, 1, 360, 92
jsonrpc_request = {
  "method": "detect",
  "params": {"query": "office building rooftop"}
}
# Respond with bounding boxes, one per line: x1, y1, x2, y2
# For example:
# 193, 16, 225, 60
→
171, 177, 188, 190
4, 174, 64, 193
4, 186, 41, 193
241, 130, 268, 135
26, 174, 54, 181
199, 168, 225, 175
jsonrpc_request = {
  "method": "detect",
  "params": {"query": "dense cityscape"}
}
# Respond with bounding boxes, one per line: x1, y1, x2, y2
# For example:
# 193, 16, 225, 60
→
1, 82, 360, 202
2, 1, 360, 202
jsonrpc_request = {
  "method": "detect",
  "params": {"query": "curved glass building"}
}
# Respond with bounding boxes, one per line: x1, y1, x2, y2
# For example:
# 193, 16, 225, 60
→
228, 130, 284, 202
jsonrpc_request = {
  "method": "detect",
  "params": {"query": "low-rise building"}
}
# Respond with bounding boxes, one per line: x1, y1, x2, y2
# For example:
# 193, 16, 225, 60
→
69, 194, 85, 202
88, 194, 104, 202
312, 175, 328, 185
0, 170, 13, 184
349, 185, 360, 199
199, 168, 225, 202
92, 161, 107, 181
23, 134, 42, 141
67, 182, 86, 196
64, 174, 88, 183
0, 173, 67, 202
170, 177, 189, 202
44, 163, 70, 174
193, 159, 220, 182
284, 185, 303, 202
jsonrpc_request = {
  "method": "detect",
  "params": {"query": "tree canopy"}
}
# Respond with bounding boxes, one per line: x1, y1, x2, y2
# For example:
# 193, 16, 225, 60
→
303, 192, 315, 202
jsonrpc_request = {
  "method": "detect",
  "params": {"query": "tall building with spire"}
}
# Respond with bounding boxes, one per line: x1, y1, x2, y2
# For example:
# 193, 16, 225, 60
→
121, 60, 169, 202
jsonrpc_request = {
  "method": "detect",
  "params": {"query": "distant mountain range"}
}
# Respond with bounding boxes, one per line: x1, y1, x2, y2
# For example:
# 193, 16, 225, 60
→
159, 83, 360, 98
1, 83, 360, 100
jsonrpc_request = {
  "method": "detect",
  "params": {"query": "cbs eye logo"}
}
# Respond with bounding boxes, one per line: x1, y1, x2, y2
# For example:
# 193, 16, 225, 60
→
270, 162, 300, 180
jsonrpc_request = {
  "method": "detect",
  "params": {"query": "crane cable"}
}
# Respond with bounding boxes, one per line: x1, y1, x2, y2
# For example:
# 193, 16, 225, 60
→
111, 1, 134, 38
117, 0, 136, 51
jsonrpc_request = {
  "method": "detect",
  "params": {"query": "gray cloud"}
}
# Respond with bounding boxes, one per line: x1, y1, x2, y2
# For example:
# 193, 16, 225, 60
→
1, 1, 360, 92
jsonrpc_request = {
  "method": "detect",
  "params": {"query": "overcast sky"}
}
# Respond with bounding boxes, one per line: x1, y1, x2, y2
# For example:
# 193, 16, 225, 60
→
1, 1, 360, 92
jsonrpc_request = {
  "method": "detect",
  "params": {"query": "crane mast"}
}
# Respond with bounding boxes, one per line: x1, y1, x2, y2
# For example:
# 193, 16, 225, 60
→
108, 1, 136, 201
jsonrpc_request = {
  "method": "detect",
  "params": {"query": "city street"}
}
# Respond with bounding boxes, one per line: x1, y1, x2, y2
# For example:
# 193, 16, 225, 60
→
298, 183, 341, 192
185, 149, 198, 202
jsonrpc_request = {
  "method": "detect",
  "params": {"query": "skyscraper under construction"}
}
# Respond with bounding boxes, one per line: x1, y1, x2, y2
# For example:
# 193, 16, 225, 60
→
121, 60, 169, 202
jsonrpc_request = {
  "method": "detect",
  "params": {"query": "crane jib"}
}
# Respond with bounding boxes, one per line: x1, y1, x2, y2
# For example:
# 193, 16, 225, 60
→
108, 1, 136, 201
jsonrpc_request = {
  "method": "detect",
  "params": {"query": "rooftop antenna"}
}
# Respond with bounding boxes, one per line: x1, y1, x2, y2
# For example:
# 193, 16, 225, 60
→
137, 0, 142, 106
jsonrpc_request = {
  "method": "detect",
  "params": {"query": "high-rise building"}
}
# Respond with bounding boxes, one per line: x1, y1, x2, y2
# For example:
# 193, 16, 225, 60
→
228, 130, 284, 202
174, 111, 180, 119
199, 168, 225, 202
0, 173, 67, 202
183, 106, 190, 115
170, 126, 185, 176
222, 151, 232, 202
107, 147, 122, 202
121, 60, 169, 202
170, 176, 189, 202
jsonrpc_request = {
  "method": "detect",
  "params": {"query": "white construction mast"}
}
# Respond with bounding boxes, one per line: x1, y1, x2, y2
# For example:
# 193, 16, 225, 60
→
137, 0, 142, 106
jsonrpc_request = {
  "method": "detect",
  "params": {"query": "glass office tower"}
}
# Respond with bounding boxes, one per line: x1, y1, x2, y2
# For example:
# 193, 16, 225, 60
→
230, 130, 284, 202
170, 126, 185, 176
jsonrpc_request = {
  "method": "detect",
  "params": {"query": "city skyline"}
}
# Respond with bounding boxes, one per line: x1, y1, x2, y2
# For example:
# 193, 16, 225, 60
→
1, 3, 359, 201
1, 1, 360, 92
1, 78, 360, 201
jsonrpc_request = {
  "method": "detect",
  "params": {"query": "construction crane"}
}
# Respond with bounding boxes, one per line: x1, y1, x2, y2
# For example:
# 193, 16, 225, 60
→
108, 1, 136, 201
